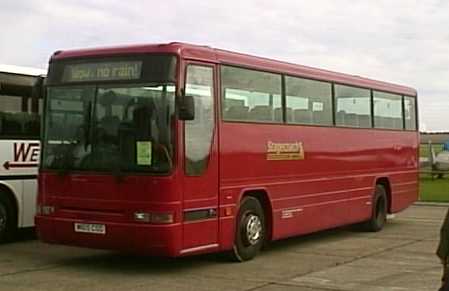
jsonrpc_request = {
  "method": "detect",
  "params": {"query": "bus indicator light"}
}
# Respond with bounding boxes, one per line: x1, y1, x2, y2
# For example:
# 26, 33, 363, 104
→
225, 207, 233, 216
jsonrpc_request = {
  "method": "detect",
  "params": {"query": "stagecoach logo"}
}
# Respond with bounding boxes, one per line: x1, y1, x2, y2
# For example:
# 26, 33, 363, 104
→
266, 141, 304, 161
3, 143, 39, 170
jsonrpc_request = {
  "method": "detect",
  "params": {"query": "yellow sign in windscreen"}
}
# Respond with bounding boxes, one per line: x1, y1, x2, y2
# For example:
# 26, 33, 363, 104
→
136, 141, 152, 166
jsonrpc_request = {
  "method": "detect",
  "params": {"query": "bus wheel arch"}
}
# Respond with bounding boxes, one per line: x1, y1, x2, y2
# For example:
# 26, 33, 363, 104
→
231, 189, 273, 261
0, 184, 19, 242
375, 177, 392, 214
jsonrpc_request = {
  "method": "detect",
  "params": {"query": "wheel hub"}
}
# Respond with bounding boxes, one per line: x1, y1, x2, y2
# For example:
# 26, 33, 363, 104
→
245, 214, 262, 245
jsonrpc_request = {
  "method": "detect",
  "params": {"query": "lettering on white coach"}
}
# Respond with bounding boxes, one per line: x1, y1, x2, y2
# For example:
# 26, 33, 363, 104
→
3, 142, 40, 170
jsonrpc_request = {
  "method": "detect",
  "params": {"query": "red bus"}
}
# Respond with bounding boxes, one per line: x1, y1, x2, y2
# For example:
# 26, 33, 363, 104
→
36, 43, 418, 261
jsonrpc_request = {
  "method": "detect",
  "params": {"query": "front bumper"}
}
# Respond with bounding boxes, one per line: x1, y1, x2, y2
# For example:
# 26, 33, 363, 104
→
35, 215, 182, 257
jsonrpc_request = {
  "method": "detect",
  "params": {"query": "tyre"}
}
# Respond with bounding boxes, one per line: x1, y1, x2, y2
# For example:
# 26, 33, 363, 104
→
231, 196, 265, 262
0, 196, 15, 243
363, 184, 388, 232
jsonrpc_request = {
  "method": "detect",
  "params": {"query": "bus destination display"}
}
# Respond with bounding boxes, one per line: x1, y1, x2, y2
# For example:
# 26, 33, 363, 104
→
62, 61, 142, 82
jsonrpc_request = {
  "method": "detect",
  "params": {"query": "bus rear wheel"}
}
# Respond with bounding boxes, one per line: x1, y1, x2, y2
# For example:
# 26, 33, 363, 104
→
0, 196, 15, 243
231, 196, 265, 262
363, 184, 387, 232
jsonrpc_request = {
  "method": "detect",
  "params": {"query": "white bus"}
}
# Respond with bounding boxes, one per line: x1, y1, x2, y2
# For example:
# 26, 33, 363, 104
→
0, 65, 45, 242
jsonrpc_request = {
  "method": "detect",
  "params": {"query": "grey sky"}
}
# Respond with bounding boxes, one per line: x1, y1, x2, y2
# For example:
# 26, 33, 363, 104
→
1, 0, 448, 131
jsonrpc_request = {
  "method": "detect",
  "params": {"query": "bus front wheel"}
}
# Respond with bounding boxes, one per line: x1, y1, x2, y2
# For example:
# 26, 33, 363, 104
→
231, 196, 265, 262
363, 185, 387, 232
0, 195, 15, 243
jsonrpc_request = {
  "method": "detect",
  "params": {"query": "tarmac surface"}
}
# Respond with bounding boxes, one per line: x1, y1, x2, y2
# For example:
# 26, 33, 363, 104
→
0, 204, 446, 291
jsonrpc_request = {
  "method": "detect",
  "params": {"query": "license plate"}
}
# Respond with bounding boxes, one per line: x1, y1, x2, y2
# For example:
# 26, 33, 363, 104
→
74, 223, 106, 235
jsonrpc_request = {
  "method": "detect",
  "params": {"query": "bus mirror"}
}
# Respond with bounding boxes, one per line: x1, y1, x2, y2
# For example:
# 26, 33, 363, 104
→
32, 76, 45, 99
179, 95, 195, 120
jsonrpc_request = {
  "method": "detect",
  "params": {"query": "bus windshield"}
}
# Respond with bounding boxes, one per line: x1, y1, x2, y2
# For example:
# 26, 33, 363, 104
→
42, 84, 175, 174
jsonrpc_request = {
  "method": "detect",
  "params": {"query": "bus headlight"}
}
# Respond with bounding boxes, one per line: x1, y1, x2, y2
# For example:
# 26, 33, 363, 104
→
133, 211, 174, 224
134, 212, 151, 222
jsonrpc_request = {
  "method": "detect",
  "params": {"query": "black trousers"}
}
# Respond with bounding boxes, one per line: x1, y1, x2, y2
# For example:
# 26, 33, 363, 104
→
441, 265, 449, 291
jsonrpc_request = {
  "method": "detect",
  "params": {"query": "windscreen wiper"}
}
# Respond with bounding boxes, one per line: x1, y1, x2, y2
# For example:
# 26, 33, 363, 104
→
84, 101, 92, 151
56, 144, 74, 176
113, 131, 127, 182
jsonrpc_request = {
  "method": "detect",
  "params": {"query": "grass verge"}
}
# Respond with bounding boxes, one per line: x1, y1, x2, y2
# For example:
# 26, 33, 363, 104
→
419, 175, 449, 202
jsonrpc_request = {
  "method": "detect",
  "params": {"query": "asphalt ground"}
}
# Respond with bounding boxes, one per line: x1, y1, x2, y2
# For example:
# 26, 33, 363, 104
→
0, 204, 445, 291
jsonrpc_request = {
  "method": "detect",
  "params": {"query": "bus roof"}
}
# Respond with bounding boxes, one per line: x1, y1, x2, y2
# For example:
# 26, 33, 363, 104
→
51, 42, 417, 96
0, 64, 46, 77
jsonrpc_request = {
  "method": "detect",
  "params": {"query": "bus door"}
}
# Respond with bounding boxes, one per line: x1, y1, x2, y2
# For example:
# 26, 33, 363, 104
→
181, 63, 219, 251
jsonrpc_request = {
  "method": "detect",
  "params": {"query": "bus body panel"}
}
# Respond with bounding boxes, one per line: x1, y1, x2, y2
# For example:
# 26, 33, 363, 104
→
37, 170, 224, 255
37, 172, 184, 255
0, 140, 40, 228
219, 123, 418, 241
36, 216, 182, 256
38, 173, 182, 215
22, 180, 37, 227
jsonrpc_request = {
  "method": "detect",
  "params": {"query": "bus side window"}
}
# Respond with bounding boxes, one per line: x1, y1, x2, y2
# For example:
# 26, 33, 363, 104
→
285, 76, 332, 126
373, 91, 403, 130
0, 95, 26, 138
404, 96, 417, 131
2, 113, 22, 135
334, 85, 372, 128
221, 66, 282, 123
